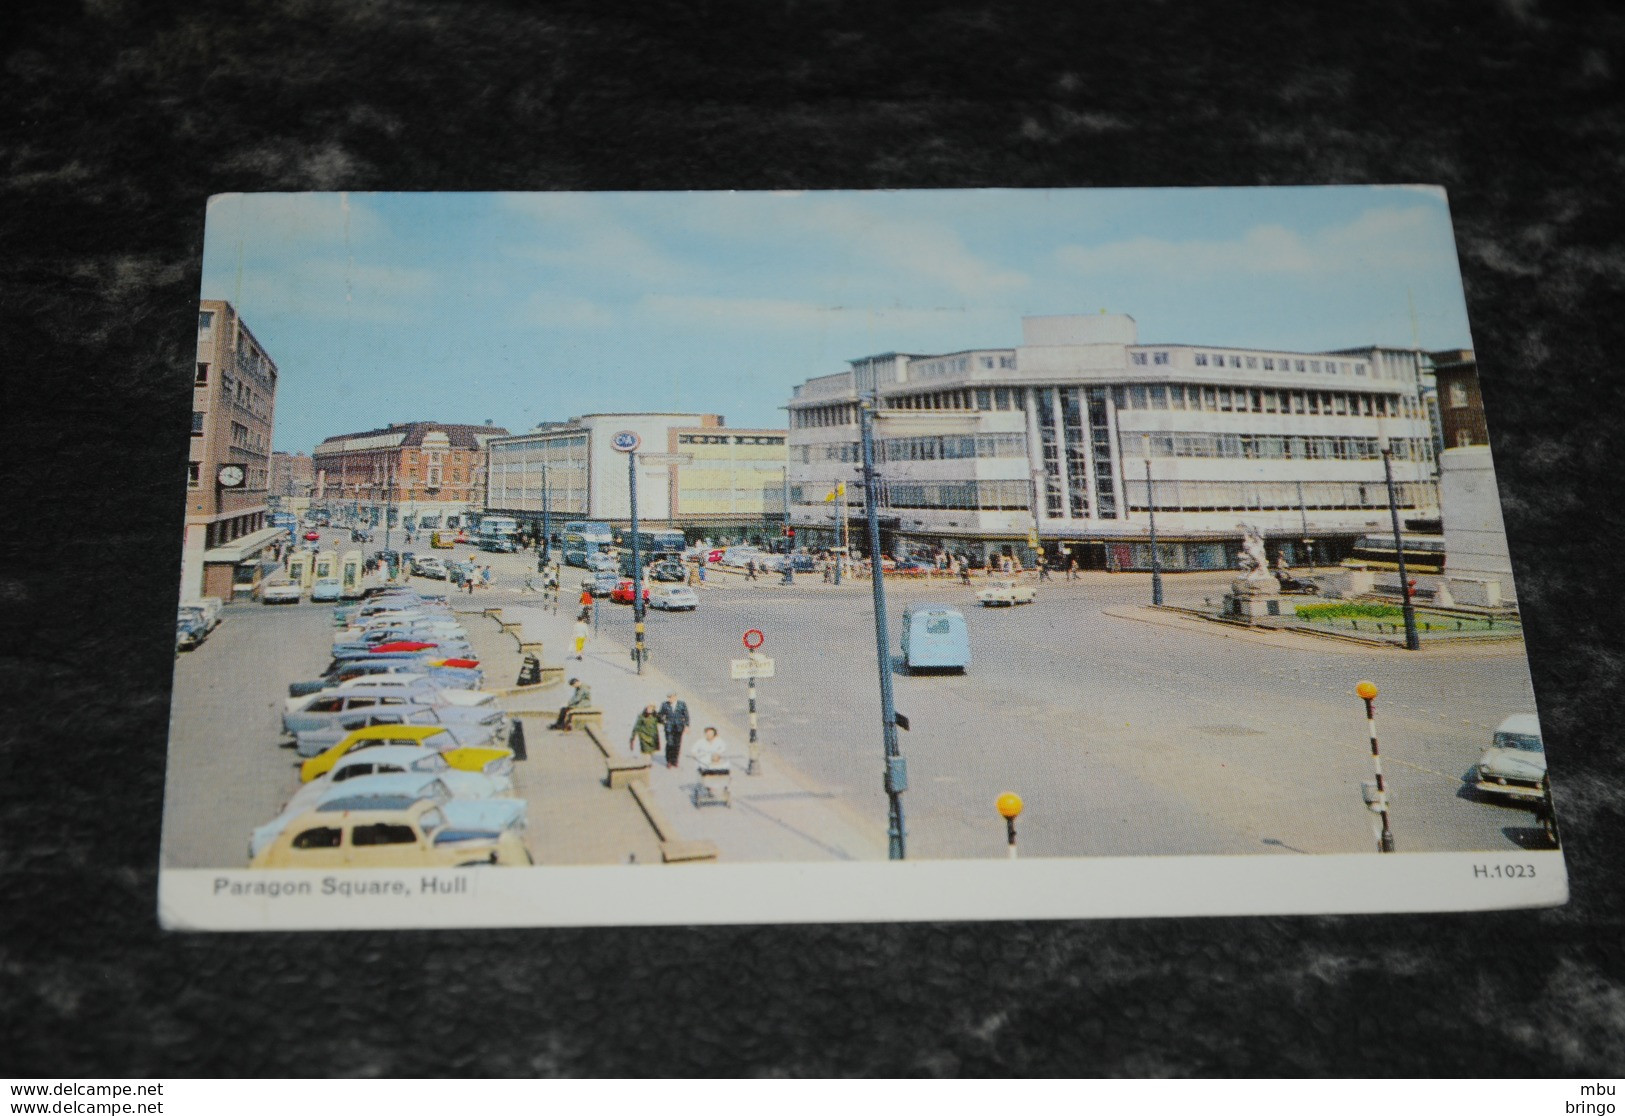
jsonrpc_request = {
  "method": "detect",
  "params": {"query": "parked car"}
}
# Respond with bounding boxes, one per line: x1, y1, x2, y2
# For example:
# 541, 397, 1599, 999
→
303, 530, 321, 542
249, 796, 531, 869
262, 579, 302, 604
288, 660, 483, 698
1471, 714, 1546, 801
249, 772, 527, 861
311, 577, 343, 602
609, 578, 650, 604
293, 704, 507, 758
580, 571, 619, 597
176, 612, 208, 651
649, 561, 687, 583
411, 556, 448, 579
283, 691, 425, 736
649, 585, 698, 611
179, 597, 224, 632
298, 724, 514, 783
323, 744, 515, 796
977, 579, 1037, 607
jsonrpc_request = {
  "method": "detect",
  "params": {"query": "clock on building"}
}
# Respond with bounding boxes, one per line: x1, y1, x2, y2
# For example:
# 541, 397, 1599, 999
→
217, 464, 246, 488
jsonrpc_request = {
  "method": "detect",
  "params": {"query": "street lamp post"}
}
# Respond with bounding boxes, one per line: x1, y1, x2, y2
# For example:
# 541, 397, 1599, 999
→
1356, 680, 1396, 852
539, 460, 551, 568
1295, 478, 1311, 569
859, 400, 906, 860
627, 449, 646, 674
781, 466, 794, 586
1381, 442, 1421, 650
1142, 437, 1164, 607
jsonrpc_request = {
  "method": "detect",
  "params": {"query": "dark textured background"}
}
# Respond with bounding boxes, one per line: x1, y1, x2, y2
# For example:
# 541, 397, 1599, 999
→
4, 0, 1623, 1078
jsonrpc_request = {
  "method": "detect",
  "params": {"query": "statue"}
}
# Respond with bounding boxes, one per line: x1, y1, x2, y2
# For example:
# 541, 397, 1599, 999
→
1236, 523, 1277, 588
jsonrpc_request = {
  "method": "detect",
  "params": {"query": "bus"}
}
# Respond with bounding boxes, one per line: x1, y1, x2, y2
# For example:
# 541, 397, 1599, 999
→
618, 529, 687, 575
561, 521, 615, 568
476, 515, 520, 552
1343, 534, 1446, 575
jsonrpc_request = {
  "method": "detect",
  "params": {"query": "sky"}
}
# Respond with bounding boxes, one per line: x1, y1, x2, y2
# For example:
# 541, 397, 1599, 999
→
198, 187, 1476, 454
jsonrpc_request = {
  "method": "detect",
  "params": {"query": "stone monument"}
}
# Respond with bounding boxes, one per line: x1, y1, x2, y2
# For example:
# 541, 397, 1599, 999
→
1224, 523, 1285, 622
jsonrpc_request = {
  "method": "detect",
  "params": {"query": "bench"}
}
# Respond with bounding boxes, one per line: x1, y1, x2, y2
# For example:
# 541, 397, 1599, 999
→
580, 721, 648, 788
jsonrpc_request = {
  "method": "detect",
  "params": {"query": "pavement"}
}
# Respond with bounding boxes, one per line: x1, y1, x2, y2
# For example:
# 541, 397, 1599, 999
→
453, 592, 890, 865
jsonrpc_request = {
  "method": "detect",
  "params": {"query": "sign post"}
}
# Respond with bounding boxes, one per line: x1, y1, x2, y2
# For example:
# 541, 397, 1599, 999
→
611, 430, 645, 673
732, 629, 773, 775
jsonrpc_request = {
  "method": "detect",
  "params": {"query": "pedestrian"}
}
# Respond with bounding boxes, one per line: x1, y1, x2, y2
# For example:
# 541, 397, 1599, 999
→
745, 558, 757, 581
580, 587, 594, 612
1068, 556, 1079, 581
1038, 558, 1051, 582
573, 616, 589, 659
480, 565, 492, 589
630, 704, 662, 761
465, 569, 475, 595
658, 691, 690, 769
693, 726, 730, 771
548, 678, 592, 731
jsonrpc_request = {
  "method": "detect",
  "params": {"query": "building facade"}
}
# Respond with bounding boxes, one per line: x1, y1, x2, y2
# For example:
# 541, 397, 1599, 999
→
1431, 349, 1516, 603
183, 301, 280, 600
313, 421, 508, 530
269, 451, 316, 513
786, 314, 1440, 570
485, 413, 788, 541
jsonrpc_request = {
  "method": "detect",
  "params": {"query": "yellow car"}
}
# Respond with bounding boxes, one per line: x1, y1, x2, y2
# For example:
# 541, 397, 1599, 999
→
299, 724, 512, 783
249, 797, 532, 869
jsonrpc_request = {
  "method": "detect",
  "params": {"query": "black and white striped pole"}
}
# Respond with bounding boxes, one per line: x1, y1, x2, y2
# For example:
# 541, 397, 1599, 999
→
1357, 680, 1395, 853
743, 628, 765, 775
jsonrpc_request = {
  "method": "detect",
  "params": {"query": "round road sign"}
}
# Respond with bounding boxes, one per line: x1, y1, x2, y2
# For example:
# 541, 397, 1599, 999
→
611, 430, 642, 453
742, 628, 764, 651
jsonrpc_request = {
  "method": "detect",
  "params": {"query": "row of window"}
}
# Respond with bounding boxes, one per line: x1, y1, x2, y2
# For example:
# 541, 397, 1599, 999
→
1187, 353, 1370, 376
1115, 383, 1419, 419
187, 462, 267, 489
794, 402, 861, 429
1139, 432, 1434, 463
1121, 479, 1434, 514
879, 433, 1028, 462
910, 353, 1017, 378
883, 480, 1032, 512
677, 434, 786, 446
886, 388, 1005, 413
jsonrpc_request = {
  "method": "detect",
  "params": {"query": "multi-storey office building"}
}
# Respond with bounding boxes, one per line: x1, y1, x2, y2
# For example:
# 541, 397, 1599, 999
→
312, 421, 508, 530
485, 413, 788, 542
269, 451, 316, 512
786, 314, 1439, 571
183, 300, 280, 600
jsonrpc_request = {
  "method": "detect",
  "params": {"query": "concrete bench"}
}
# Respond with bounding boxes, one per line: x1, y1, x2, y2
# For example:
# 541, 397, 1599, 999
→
580, 721, 648, 788
629, 782, 718, 863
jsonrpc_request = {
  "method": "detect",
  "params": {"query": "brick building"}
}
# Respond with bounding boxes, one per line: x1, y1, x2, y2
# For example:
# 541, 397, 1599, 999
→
1432, 349, 1489, 449
270, 451, 316, 510
183, 300, 280, 601
313, 421, 509, 531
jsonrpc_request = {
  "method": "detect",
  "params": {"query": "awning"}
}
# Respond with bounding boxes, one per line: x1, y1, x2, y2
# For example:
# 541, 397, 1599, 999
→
203, 526, 287, 564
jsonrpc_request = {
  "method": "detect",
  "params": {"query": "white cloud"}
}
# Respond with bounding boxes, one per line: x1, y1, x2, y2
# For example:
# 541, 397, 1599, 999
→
514, 294, 615, 329
1055, 206, 1455, 280
642, 294, 1000, 334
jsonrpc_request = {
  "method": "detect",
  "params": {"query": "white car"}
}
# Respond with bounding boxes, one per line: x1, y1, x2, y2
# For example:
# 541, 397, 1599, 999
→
311, 577, 343, 602
262, 580, 302, 604
1472, 714, 1546, 801
977, 579, 1036, 607
650, 585, 698, 611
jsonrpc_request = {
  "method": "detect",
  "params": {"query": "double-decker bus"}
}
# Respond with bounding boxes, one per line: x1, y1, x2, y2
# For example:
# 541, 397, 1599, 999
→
475, 515, 521, 552
1342, 534, 1446, 575
618, 529, 687, 575
561, 521, 615, 568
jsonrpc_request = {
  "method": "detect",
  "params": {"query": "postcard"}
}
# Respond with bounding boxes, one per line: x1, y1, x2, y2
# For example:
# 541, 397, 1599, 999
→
159, 187, 1566, 930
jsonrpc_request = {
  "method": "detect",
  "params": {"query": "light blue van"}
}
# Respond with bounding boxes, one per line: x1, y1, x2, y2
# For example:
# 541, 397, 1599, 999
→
901, 605, 970, 672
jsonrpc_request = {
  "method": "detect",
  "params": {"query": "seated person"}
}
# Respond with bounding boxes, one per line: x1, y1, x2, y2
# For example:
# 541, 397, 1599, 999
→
548, 678, 592, 731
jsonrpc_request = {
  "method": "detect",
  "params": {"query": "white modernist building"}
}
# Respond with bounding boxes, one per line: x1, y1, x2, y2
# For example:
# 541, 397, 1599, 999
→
484, 412, 788, 539
786, 313, 1439, 571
